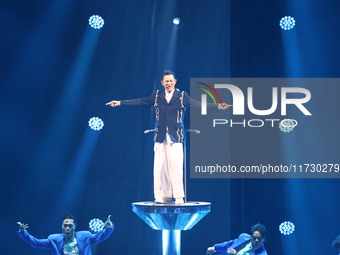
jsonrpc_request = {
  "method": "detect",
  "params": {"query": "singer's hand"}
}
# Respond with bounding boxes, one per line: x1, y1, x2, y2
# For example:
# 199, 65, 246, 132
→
218, 103, 232, 110
144, 129, 155, 134
106, 100, 121, 107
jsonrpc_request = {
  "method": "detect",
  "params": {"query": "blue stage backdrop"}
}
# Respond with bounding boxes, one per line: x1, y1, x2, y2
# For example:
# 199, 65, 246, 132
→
1, 0, 339, 254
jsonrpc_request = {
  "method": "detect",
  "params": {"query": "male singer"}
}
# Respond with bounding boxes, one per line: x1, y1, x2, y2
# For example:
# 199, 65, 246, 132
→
106, 70, 230, 204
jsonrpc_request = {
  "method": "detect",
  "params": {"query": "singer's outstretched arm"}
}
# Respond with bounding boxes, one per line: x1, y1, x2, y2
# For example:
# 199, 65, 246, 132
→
106, 93, 156, 107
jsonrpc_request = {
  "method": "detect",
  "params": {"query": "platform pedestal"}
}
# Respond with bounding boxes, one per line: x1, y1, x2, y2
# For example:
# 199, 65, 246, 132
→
132, 201, 211, 255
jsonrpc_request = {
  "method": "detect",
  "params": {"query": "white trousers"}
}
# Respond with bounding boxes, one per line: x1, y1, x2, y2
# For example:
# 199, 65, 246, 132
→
153, 134, 184, 200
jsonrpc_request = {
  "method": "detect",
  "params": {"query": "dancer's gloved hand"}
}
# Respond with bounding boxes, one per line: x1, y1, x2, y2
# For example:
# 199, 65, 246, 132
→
17, 222, 29, 232
206, 246, 215, 255
103, 215, 114, 228
227, 248, 237, 254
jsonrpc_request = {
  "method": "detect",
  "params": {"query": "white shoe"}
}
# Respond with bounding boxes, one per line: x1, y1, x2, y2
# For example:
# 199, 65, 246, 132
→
155, 198, 171, 204
175, 198, 184, 205
155, 198, 166, 204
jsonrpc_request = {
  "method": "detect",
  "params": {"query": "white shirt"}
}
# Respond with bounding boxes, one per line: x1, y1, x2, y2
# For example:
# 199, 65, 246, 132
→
63, 237, 79, 255
237, 242, 254, 255
165, 90, 175, 134
165, 90, 174, 103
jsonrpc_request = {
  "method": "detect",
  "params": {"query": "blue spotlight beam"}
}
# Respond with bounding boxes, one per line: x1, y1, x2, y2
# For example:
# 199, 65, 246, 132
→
47, 128, 101, 215
281, 29, 303, 76
156, 0, 178, 72
162, 26, 178, 72
33, 28, 101, 181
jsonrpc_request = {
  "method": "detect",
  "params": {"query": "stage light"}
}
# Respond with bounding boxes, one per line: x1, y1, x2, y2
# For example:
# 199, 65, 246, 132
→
279, 221, 295, 235
173, 18, 181, 25
279, 119, 297, 133
280, 16, 296, 30
88, 117, 104, 131
89, 15, 104, 29
89, 218, 104, 233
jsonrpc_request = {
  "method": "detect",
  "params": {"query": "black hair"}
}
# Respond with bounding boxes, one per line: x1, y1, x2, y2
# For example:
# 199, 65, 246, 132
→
250, 223, 267, 239
62, 213, 76, 225
162, 70, 176, 80
332, 236, 340, 250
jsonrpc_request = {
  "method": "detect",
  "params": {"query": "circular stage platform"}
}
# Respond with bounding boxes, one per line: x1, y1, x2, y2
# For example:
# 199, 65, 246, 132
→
132, 201, 211, 230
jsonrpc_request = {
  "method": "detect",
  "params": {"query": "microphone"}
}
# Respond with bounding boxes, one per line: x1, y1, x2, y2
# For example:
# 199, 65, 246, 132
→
186, 129, 200, 134
144, 129, 156, 134
144, 129, 200, 134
